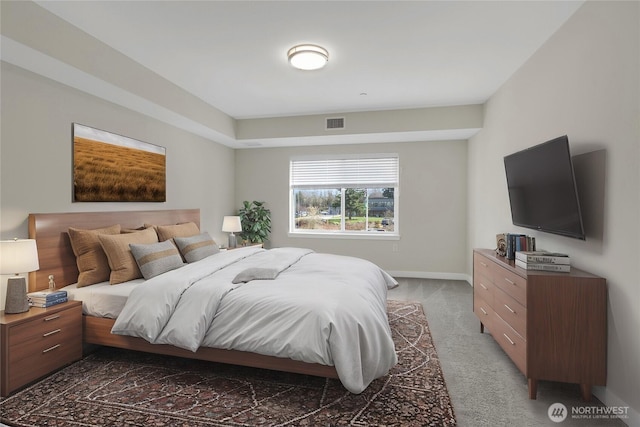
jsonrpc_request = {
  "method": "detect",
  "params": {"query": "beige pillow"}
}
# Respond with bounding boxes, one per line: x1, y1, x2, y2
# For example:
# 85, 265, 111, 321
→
98, 227, 158, 284
156, 222, 200, 242
121, 225, 149, 233
68, 224, 121, 287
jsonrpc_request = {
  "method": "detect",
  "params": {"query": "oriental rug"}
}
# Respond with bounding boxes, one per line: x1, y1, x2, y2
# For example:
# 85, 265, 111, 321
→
0, 300, 455, 426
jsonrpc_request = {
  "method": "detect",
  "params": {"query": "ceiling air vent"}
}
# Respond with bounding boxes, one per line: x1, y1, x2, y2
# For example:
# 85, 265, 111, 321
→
325, 117, 345, 130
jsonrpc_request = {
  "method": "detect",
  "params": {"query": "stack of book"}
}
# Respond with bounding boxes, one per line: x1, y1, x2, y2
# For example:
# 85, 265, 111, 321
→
503, 233, 537, 260
515, 251, 571, 273
27, 290, 68, 308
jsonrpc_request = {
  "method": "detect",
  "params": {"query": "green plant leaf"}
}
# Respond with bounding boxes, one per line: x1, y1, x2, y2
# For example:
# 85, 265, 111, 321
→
238, 200, 271, 243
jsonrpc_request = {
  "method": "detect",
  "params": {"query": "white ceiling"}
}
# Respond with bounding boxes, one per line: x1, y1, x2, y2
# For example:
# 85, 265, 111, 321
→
11, 1, 584, 146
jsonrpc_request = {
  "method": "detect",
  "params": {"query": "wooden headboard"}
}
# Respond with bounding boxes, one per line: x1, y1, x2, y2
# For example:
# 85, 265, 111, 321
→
28, 209, 200, 292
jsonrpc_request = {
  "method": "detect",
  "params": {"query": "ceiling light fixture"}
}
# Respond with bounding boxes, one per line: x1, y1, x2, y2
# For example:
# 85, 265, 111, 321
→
287, 44, 328, 71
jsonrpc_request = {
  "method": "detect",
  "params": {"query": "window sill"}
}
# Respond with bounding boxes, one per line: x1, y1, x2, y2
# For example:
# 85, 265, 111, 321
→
288, 231, 400, 240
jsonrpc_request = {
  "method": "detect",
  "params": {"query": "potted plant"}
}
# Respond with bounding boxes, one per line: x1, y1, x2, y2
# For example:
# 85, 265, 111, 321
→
238, 201, 271, 244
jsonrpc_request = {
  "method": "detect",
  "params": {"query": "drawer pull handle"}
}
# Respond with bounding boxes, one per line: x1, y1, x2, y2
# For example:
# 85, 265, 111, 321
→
44, 315, 61, 322
479, 283, 488, 290
42, 344, 61, 354
503, 333, 515, 346
43, 329, 61, 337
504, 277, 515, 285
480, 307, 488, 315
480, 261, 488, 267
504, 304, 515, 314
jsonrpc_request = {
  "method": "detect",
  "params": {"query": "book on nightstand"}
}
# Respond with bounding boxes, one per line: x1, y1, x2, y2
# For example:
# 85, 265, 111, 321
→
28, 297, 68, 308
27, 290, 68, 307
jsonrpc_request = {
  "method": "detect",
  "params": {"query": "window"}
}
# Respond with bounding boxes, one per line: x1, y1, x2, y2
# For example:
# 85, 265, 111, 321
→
290, 155, 399, 237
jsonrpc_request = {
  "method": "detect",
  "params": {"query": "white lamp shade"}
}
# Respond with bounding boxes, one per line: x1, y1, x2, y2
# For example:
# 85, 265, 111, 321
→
0, 239, 40, 274
222, 216, 242, 233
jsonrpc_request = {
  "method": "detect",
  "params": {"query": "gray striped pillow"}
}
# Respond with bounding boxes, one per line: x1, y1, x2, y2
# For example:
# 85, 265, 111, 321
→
129, 240, 185, 280
174, 232, 219, 263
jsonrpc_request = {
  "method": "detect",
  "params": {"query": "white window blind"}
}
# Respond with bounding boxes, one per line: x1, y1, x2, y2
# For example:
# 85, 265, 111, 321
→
290, 155, 399, 189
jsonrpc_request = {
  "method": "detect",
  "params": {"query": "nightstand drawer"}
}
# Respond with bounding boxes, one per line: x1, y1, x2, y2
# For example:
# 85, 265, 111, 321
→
8, 305, 80, 347
8, 333, 81, 390
1, 301, 83, 396
9, 321, 81, 364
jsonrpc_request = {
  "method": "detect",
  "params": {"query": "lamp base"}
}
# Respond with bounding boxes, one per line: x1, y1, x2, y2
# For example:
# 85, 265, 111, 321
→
5, 276, 29, 314
228, 233, 237, 249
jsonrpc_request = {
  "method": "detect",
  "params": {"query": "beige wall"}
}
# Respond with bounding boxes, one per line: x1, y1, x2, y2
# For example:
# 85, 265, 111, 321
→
235, 140, 468, 277
468, 1, 639, 421
0, 62, 236, 301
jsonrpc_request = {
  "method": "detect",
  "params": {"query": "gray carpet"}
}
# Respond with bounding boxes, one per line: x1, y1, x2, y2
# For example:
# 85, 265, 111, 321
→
388, 278, 627, 427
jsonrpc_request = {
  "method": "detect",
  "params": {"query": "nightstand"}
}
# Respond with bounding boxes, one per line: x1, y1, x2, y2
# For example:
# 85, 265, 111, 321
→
224, 242, 264, 250
0, 300, 82, 396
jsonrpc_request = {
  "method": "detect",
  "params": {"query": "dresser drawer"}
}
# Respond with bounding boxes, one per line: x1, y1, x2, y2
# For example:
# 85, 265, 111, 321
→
474, 274, 495, 308
493, 267, 527, 306
492, 313, 526, 374
474, 294, 494, 330
494, 287, 526, 338
474, 253, 493, 280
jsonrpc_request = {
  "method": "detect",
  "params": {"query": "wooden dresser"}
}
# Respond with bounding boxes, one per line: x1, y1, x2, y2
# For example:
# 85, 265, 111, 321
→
473, 248, 606, 400
0, 300, 82, 396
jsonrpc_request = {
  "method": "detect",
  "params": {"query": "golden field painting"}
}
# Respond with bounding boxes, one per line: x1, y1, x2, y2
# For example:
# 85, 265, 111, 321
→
73, 124, 166, 202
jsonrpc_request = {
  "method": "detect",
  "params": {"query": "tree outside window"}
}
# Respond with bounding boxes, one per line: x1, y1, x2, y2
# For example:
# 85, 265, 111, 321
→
290, 156, 398, 236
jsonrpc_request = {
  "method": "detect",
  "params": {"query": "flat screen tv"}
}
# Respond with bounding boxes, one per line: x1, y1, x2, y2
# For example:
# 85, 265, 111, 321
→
504, 135, 585, 240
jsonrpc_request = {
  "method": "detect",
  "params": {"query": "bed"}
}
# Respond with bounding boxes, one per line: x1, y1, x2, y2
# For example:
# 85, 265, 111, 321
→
28, 209, 398, 393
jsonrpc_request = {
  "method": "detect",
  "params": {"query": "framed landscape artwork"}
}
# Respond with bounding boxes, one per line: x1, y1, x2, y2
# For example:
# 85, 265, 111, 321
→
73, 123, 166, 202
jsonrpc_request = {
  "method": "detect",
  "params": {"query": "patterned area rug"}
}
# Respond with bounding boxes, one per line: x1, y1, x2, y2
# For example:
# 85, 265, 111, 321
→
0, 300, 455, 426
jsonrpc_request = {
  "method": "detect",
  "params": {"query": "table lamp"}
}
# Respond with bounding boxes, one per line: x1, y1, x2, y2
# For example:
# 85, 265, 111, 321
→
222, 216, 242, 249
0, 238, 40, 313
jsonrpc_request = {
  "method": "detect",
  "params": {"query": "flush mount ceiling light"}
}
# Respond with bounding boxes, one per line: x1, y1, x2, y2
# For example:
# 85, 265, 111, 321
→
287, 44, 329, 70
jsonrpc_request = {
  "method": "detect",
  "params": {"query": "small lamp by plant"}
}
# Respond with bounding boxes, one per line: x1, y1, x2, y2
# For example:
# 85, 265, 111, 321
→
238, 201, 271, 244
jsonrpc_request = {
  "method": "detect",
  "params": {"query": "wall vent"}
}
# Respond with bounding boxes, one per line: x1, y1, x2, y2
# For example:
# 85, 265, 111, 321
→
325, 117, 345, 130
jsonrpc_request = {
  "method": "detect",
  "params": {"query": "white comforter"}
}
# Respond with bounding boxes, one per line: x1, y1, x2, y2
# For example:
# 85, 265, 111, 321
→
111, 246, 398, 393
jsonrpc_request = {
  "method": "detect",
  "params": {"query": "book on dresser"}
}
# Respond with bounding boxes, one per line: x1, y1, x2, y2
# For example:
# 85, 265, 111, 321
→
515, 251, 570, 264
27, 290, 68, 308
515, 259, 571, 272
504, 234, 536, 259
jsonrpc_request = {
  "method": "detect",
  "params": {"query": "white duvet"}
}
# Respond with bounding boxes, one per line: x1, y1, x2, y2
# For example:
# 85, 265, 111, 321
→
111, 246, 398, 393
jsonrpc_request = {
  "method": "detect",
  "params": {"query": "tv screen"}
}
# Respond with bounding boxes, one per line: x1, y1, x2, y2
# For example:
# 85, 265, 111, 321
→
504, 135, 585, 240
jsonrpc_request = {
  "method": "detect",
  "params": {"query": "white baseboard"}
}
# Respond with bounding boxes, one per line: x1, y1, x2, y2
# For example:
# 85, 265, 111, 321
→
593, 386, 637, 427
388, 271, 472, 284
